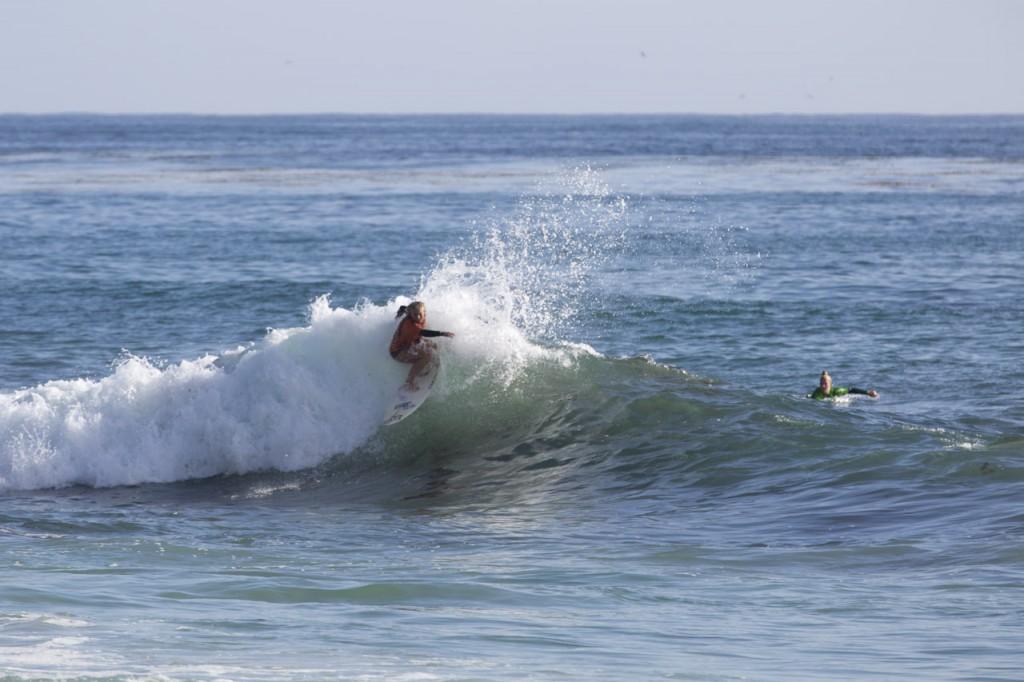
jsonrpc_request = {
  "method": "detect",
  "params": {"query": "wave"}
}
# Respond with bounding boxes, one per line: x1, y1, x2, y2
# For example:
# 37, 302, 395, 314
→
1, 307, 1006, 494
0, 271, 605, 491
1, 167, 1005, 494
0, 168, 628, 491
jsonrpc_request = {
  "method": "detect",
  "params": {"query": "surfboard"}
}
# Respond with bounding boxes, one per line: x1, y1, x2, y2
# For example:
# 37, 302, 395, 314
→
383, 354, 440, 425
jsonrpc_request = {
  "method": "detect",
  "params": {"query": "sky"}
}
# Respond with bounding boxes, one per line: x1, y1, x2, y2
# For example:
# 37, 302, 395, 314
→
1, 0, 1021, 114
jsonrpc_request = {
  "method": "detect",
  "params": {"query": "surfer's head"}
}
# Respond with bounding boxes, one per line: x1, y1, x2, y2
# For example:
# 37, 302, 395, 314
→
396, 301, 426, 323
819, 370, 831, 393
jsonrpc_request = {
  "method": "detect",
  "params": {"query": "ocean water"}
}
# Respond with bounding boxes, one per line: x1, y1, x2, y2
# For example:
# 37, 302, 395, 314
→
1, 114, 1022, 680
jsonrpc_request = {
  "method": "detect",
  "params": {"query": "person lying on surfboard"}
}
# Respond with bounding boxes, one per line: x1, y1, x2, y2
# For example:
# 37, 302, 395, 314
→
389, 301, 454, 390
809, 369, 878, 400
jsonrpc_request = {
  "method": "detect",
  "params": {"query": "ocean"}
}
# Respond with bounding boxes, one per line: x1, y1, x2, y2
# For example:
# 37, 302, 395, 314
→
1, 114, 1022, 680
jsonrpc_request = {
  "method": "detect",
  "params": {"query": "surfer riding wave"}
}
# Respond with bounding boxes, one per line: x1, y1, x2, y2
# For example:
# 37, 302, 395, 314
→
389, 301, 455, 390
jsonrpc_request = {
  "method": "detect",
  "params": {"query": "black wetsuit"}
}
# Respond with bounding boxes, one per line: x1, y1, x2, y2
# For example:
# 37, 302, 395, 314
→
810, 386, 873, 400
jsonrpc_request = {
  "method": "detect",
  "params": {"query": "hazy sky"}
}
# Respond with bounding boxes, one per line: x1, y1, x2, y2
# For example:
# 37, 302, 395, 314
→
1, 0, 1021, 114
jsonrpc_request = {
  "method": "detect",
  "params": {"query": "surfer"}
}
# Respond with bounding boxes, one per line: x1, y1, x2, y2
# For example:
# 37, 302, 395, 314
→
389, 301, 454, 390
810, 370, 878, 400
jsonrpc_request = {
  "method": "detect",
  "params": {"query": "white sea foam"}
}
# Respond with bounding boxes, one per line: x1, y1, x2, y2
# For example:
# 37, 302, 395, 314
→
0, 290, 575, 491
1, 613, 90, 628
0, 636, 107, 671
0, 298, 385, 489
0, 296, 502, 490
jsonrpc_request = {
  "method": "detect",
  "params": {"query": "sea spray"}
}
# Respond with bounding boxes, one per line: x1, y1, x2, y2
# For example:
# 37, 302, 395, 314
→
414, 166, 630, 390
424, 167, 630, 336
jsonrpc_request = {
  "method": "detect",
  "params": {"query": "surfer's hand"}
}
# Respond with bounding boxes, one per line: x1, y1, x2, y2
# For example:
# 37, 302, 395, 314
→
443, 332, 455, 338
868, 390, 879, 398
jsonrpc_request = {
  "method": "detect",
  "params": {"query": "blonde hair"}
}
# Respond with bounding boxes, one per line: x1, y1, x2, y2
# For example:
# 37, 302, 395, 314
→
395, 301, 426, 319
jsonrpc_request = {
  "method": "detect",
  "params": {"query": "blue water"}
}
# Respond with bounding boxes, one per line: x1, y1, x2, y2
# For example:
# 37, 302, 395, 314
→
1, 115, 1023, 680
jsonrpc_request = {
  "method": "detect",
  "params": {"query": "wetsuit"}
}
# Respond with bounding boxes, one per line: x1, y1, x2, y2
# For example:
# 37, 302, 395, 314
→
389, 318, 446, 358
810, 386, 873, 400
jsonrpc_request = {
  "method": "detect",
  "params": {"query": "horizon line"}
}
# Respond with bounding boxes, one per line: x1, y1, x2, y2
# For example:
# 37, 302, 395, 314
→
3, 110, 1023, 118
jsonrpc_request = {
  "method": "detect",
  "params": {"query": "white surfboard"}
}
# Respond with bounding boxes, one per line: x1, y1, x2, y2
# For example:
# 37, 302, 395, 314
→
383, 354, 440, 425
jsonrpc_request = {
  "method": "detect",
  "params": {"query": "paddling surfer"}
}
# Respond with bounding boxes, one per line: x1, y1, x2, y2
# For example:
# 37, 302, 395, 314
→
810, 370, 878, 400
